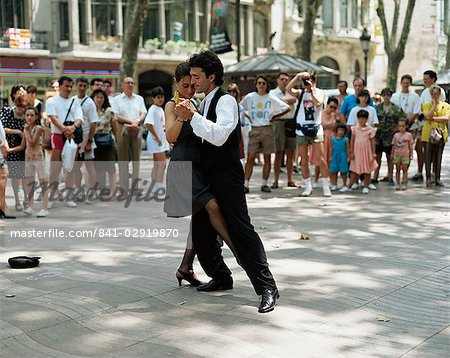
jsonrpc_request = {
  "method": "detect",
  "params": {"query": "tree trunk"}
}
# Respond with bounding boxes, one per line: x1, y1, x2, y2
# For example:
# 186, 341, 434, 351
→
387, 53, 402, 90
120, 0, 152, 80
446, 34, 450, 69
377, 0, 416, 88
296, 0, 323, 61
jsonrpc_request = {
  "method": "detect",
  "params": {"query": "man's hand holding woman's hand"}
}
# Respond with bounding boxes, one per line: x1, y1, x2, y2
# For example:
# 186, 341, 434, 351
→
174, 100, 196, 120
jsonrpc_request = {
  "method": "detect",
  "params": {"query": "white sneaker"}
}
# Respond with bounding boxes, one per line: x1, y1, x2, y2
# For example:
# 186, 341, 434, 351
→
330, 185, 338, 191
368, 183, 377, 190
36, 209, 49, 217
301, 186, 313, 197
401, 184, 407, 191
339, 186, 349, 193
85, 198, 96, 205
312, 182, 319, 189
23, 207, 34, 216
362, 187, 369, 194
395, 184, 401, 191
64, 200, 78, 208
48, 201, 56, 210
323, 185, 332, 197
351, 183, 359, 190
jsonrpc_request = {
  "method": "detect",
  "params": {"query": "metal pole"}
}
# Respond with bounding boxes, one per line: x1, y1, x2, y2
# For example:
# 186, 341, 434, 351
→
236, 0, 241, 62
364, 52, 368, 84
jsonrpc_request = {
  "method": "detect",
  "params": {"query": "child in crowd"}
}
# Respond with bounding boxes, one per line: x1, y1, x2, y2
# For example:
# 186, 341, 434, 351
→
348, 110, 378, 194
22, 107, 49, 217
144, 86, 170, 193
329, 123, 349, 192
391, 119, 414, 190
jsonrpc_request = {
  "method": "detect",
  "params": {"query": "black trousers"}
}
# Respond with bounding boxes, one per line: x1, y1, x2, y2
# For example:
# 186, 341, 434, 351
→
192, 159, 277, 295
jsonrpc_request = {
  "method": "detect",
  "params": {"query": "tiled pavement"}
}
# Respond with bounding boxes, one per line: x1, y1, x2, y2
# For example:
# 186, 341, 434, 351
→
0, 148, 449, 357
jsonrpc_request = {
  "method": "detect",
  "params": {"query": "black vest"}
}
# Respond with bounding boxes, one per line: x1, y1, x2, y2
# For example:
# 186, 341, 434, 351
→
200, 88, 241, 169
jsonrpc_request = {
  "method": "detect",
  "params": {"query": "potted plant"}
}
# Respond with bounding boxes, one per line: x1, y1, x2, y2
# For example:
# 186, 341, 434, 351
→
145, 38, 161, 54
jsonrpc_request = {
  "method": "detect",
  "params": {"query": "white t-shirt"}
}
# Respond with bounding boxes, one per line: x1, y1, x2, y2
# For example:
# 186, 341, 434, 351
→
269, 87, 297, 119
144, 105, 170, 154
0, 120, 6, 161
46, 95, 84, 134
347, 105, 379, 127
240, 92, 290, 126
72, 95, 99, 132
294, 88, 326, 136
420, 87, 446, 104
391, 91, 421, 116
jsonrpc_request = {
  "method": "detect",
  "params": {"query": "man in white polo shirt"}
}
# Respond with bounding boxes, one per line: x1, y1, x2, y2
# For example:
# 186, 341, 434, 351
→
46, 76, 83, 208
111, 77, 147, 193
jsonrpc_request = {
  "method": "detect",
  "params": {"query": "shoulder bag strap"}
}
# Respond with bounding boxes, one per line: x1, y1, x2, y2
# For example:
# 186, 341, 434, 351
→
293, 89, 305, 121
63, 99, 75, 124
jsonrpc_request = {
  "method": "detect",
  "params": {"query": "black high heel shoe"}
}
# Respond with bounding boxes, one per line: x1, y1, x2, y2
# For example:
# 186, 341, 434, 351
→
0, 209, 16, 219
176, 269, 203, 287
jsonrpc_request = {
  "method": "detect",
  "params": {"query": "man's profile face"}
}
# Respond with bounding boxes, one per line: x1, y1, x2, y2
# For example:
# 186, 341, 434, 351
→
190, 67, 213, 93
60, 80, 73, 98
337, 82, 347, 94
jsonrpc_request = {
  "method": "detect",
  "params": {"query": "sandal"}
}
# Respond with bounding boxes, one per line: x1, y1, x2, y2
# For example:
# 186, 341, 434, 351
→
287, 181, 297, 187
426, 179, 433, 188
270, 183, 279, 189
15, 203, 23, 212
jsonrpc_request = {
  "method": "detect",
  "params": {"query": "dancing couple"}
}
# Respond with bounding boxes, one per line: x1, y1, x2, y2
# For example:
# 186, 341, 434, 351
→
164, 51, 278, 313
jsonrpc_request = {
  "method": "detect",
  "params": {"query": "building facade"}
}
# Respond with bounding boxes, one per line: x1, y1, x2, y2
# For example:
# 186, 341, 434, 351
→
0, 0, 273, 105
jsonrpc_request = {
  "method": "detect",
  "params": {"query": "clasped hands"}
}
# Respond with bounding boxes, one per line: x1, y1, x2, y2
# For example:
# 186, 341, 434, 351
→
174, 99, 196, 121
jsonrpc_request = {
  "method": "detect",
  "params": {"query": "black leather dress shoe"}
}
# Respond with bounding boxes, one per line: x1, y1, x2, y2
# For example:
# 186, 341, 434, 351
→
196, 278, 233, 292
258, 289, 279, 313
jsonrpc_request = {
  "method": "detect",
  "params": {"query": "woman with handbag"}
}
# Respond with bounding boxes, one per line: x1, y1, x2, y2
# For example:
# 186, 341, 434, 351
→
421, 85, 449, 187
91, 89, 117, 199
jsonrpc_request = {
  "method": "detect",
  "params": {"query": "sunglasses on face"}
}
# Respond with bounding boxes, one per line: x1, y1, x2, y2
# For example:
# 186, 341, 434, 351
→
257, 81, 267, 85
329, 105, 337, 109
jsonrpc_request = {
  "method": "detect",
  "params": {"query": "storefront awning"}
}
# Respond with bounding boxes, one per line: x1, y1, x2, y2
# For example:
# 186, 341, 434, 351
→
63, 61, 120, 78
0, 57, 53, 77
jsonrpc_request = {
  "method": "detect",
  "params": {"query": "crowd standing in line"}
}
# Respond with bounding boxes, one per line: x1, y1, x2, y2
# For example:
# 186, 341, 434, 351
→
0, 68, 448, 219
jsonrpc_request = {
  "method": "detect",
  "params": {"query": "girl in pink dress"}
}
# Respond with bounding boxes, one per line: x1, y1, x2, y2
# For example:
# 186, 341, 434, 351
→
348, 109, 378, 194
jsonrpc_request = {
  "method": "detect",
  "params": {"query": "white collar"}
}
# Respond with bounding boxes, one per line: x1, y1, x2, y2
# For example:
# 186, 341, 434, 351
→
202, 86, 220, 103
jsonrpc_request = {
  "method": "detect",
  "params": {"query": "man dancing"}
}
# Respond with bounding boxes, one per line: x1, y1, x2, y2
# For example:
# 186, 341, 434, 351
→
174, 50, 279, 313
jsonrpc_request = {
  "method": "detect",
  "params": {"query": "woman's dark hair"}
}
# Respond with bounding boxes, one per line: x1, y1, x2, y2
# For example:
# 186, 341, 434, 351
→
174, 61, 191, 82
24, 106, 39, 117
90, 89, 110, 111
188, 50, 224, 86
254, 75, 270, 93
151, 86, 165, 97
356, 89, 370, 104
10, 84, 25, 101
336, 123, 348, 134
327, 97, 339, 106
356, 109, 369, 118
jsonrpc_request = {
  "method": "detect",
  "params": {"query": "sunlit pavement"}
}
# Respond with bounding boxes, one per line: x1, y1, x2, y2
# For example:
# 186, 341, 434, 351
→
1, 147, 449, 357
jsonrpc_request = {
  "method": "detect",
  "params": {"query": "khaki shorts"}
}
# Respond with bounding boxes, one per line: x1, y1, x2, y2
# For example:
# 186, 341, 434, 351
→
296, 135, 324, 145
248, 126, 275, 154
25, 160, 46, 179
273, 120, 297, 151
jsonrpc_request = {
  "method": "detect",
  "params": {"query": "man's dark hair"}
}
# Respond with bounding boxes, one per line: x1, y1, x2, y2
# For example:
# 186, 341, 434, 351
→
254, 75, 270, 93
353, 77, 366, 86
76, 76, 89, 84
423, 70, 437, 82
277, 72, 289, 78
58, 76, 73, 86
356, 89, 370, 104
26, 85, 37, 94
400, 74, 413, 83
151, 86, 165, 97
356, 109, 369, 118
337, 80, 348, 88
103, 79, 112, 86
188, 50, 224, 86
90, 89, 111, 111
90, 78, 103, 86
174, 61, 191, 82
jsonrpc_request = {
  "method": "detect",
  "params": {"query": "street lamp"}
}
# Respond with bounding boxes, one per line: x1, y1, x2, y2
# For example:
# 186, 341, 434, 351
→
359, 27, 371, 84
